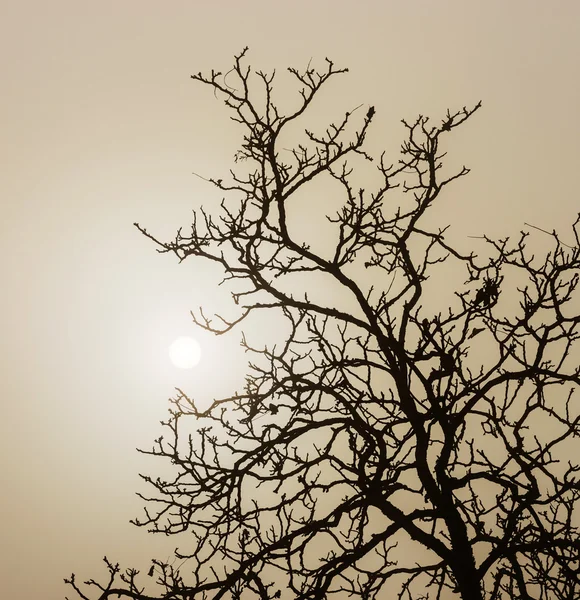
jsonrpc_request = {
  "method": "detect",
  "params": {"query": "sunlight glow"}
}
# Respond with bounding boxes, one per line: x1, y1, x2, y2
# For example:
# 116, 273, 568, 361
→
169, 336, 202, 369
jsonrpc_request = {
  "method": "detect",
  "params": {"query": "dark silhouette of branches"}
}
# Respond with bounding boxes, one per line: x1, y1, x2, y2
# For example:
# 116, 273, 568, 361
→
66, 48, 580, 600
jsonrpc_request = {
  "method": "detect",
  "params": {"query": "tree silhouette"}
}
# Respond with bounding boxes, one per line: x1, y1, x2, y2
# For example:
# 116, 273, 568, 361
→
66, 49, 580, 600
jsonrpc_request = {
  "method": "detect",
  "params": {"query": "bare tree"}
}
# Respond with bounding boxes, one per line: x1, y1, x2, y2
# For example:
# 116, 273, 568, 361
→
66, 49, 580, 600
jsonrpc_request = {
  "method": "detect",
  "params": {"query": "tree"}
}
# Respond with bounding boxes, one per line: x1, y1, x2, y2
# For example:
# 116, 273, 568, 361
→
66, 49, 580, 600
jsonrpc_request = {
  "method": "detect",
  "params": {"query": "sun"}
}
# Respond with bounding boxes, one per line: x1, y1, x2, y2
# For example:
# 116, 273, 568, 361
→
169, 336, 202, 369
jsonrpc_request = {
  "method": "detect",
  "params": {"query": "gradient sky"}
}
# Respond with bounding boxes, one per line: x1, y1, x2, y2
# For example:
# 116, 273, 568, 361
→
1, 2, 579, 599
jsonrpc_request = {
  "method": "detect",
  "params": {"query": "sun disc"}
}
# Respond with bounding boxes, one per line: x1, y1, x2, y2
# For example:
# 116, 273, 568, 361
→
169, 336, 202, 369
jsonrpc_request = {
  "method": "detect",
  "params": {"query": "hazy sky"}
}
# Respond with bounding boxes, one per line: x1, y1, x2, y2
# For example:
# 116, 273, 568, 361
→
1, 2, 579, 599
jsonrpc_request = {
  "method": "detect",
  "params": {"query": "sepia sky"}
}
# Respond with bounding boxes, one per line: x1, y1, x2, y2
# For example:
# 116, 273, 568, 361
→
1, 2, 579, 599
